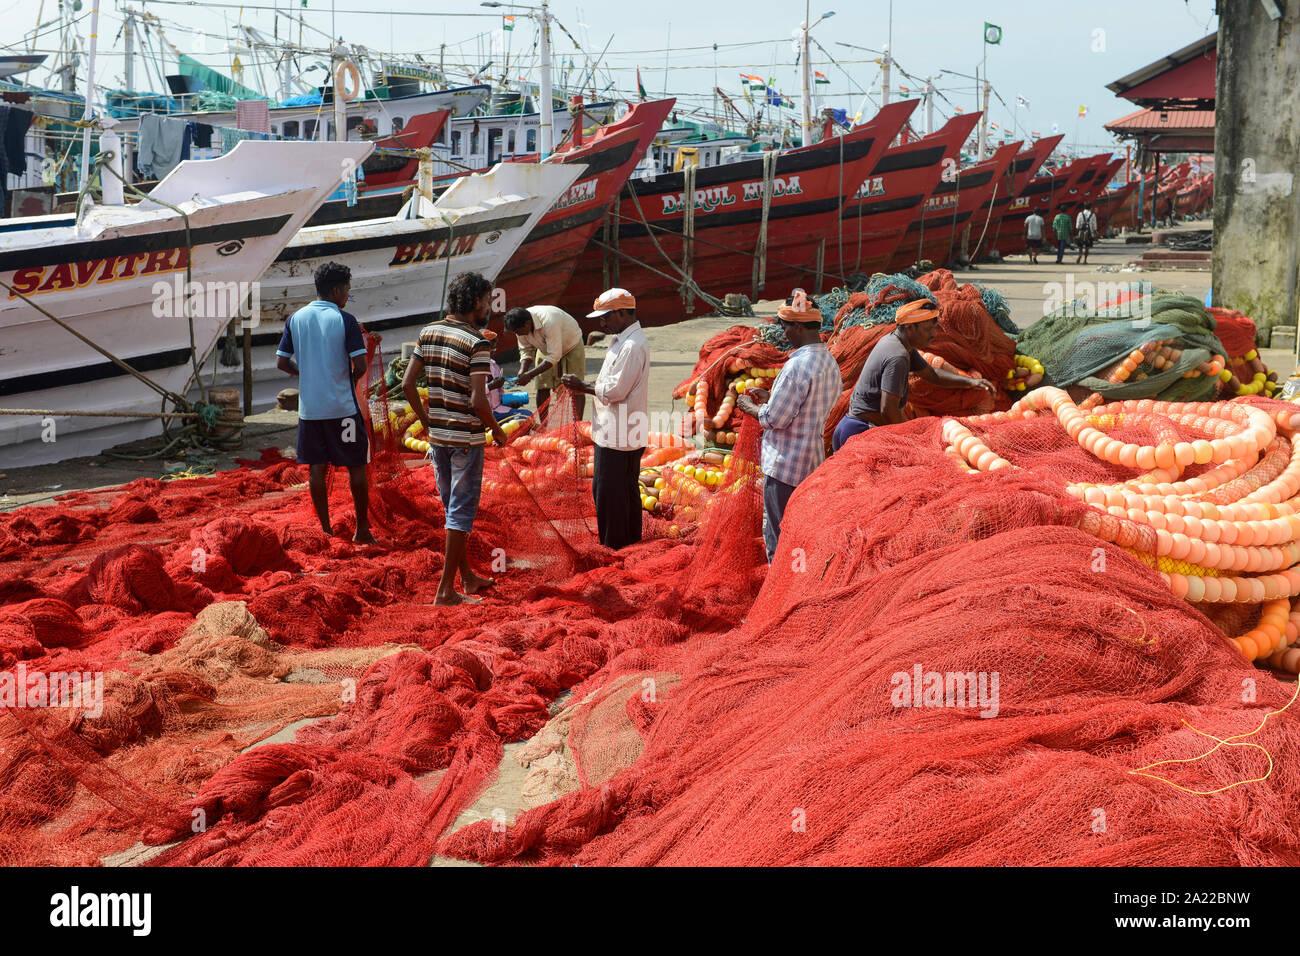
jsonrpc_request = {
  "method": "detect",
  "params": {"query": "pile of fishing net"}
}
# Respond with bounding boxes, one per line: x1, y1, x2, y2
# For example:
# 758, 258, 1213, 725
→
1208, 307, 1279, 399
819, 269, 1018, 442
10, 319, 1300, 867
0, 335, 768, 866
818, 272, 937, 334
1014, 291, 1232, 403
439, 394, 1300, 866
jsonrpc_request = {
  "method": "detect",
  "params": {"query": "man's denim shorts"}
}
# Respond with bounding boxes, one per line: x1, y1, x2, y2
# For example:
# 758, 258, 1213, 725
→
431, 445, 485, 533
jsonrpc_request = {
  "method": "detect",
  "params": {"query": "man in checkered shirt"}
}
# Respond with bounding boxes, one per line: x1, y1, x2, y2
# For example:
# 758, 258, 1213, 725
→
737, 292, 841, 563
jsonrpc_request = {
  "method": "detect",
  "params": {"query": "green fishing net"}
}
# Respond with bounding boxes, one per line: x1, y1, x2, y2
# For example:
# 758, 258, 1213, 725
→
1015, 292, 1226, 401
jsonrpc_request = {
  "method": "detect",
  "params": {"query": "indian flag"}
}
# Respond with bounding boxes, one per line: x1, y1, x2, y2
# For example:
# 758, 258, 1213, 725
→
990, 122, 999, 130
741, 73, 765, 89
814, 71, 829, 85
503, 14, 515, 30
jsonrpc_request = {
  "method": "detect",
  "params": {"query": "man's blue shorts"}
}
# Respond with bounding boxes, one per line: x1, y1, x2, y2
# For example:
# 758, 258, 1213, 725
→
432, 445, 485, 533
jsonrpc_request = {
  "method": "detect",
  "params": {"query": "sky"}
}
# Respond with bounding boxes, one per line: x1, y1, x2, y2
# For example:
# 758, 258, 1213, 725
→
1, 0, 1218, 152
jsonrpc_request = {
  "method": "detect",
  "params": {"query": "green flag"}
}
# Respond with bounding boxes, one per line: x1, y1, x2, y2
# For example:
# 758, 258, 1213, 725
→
984, 22, 1002, 44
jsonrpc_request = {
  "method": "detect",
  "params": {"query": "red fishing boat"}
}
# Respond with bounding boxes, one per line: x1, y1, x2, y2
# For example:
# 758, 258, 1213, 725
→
808, 111, 980, 287
997, 153, 1108, 257
1093, 179, 1139, 234
1130, 160, 1191, 225
975, 133, 1062, 258
360, 111, 451, 189
1174, 172, 1213, 217
1080, 157, 1125, 205
886, 139, 1020, 271
489, 97, 677, 339
559, 100, 917, 327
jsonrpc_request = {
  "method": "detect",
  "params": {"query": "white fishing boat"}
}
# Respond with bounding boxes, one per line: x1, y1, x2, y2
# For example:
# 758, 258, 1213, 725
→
0, 139, 372, 466
216, 160, 585, 410
109, 85, 492, 145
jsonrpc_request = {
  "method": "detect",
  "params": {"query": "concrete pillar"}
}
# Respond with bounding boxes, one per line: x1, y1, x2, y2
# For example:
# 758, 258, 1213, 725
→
1213, 2, 1300, 346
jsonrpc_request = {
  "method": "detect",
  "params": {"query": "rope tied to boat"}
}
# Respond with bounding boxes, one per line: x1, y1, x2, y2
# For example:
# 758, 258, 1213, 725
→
681, 162, 696, 313
619, 180, 751, 319
751, 148, 778, 301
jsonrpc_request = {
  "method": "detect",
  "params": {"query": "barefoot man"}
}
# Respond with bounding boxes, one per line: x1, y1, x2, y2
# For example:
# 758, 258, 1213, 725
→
402, 271, 508, 604
276, 261, 376, 543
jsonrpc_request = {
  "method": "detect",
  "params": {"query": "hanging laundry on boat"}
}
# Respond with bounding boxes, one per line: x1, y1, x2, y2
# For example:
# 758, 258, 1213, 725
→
136, 113, 191, 180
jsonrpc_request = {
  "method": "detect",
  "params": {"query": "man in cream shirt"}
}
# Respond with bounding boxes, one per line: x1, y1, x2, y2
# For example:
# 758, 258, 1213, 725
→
562, 288, 650, 550
503, 304, 586, 420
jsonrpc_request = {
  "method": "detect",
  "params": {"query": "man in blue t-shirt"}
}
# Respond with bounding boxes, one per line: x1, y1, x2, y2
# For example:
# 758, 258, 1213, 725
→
276, 261, 375, 543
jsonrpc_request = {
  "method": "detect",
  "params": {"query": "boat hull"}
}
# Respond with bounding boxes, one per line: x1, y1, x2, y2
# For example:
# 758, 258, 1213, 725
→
0, 141, 372, 465
886, 141, 1020, 271
560, 100, 917, 328
810, 112, 980, 286
228, 163, 584, 410
976, 134, 1062, 258
996, 154, 1107, 257
487, 99, 677, 340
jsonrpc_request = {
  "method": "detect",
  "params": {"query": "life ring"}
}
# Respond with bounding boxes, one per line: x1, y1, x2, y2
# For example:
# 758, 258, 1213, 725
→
335, 60, 362, 103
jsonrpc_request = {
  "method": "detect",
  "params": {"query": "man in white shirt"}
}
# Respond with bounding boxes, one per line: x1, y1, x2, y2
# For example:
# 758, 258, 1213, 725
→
562, 288, 650, 550
1074, 203, 1098, 264
1023, 211, 1046, 264
503, 305, 586, 420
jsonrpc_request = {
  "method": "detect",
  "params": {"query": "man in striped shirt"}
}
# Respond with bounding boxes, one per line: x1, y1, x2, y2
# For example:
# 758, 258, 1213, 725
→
736, 292, 841, 563
402, 271, 507, 605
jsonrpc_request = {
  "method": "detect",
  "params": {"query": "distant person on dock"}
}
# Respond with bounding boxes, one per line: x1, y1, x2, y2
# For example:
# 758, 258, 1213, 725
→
1075, 203, 1098, 264
402, 271, 507, 605
1052, 208, 1073, 264
276, 260, 376, 544
1024, 210, 1046, 264
736, 292, 840, 564
830, 299, 996, 453
504, 305, 587, 421
562, 288, 650, 551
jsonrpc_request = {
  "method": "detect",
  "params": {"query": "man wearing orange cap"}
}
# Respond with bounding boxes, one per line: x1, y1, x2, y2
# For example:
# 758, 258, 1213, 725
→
831, 298, 996, 451
736, 291, 841, 563
562, 288, 650, 550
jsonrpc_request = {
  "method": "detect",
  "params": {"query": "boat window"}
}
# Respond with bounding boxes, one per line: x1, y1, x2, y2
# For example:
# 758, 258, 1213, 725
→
346, 116, 364, 136
303, 119, 317, 139
282, 120, 299, 139
527, 128, 536, 152
451, 130, 462, 155
470, 128, 479, 154
392, 117, 404, 134
325, 121, 335, 140
507, 129, 515, 152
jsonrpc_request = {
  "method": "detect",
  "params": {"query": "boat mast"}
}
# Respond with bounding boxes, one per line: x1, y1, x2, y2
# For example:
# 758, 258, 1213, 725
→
333, 43, 347, 143
799, 2, 811, 144
123, 7, 135, 90
78, 0, 102, 190
483, 0, 553, 158
538, 0, 553, 158
880, 44, 890, 106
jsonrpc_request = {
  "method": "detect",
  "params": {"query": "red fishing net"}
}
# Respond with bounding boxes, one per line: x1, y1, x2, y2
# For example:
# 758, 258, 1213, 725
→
440, 409, 1300, 866
4, 318, 1300, 866
0, 331, 766, 866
